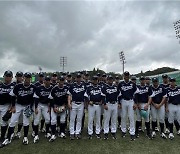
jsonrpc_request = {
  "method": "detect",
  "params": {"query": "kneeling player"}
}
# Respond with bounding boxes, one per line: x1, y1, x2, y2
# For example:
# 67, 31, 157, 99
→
33, 76, 52, 143
48, 76, 68, 142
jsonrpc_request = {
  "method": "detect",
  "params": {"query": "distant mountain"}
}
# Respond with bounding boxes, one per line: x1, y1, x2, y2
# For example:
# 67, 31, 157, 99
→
134, 67, 179, 77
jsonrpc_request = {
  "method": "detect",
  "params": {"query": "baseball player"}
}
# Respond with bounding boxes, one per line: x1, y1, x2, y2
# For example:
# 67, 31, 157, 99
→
84, 75, 103, 139
102, 75, 121, 140
131, 76, 137, 84
0, 72, 36, 147
149, 77, 167, 139
68, 73, 86, 140
135, 76, 151, 139
0, 71, 14, 142
51, 72, 58, 87
48, 76, 69, 142
33, 76, 52, 143
118, 71, 137, 141
13, 71, 24, 139
166, 78, 180, 139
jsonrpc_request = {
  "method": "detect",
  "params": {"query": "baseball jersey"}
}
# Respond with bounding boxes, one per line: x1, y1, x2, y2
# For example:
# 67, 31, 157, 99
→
34, 85, 53, 108
10, 83, 36, 106
166, 86, 180, 105
102, 84, 121, 104
82, 80, 92, 88
34, 81, 43, 87
84, 85, 103, 102
148, 85, 167, 104
48, 85, 69, 107
68, 82, 86, 102
118, 81, 137, 100
99, 81, 107, 88
51, 81, 58, 87
0, 82, 15, 105
135, 85, 149, 103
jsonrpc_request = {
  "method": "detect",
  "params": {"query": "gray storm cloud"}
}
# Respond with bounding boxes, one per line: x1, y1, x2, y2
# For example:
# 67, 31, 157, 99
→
0, 0, 180, 76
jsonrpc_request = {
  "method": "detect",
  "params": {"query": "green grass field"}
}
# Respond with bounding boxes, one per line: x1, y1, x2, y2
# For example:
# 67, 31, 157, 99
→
0, 116, 180, 154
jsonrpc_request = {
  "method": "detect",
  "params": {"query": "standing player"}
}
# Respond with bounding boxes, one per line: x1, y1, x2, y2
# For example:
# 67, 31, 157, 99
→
118, 71, 137, 141
33, 76, 52, 143
145, 77, 151, 86
131, 76, 137, 84
85, 75, 103, 139
166, 78, 180, 139
149, 77, 167, 139
135, 76, 151, 139
0, 72, 36, 147
48, 76, 69, 142
68, 73, 86, 140
0, 71, 14, 142
51, 72, 58, 87
102, 75, 121, 140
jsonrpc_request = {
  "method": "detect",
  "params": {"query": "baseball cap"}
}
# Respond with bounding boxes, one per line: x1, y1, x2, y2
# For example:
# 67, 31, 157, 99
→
24, 72, 32, 78
169, 77, 176, 82
102, 74, 107, 77
76, 73, 82, 78
152, 77, 159, 82
44, 76, 51, 81
97, 73, 101, 77
124, 71, 130, 76
62, 72, 67, 76
59, 76, 65, 81
84, 72, 89, 76
107, 75, 113, 80
145, 77, 151, 80
4, 70, 13, 77
16, 71, 23, 77
38, 72, 44, 77
140, 76, 145, 80
162, 74, 168, 78
115, 76, 120, 80
131, 76, 137, 80
92, 75, 98, 80
67, 74, 72, 77
52, 72, 57, 77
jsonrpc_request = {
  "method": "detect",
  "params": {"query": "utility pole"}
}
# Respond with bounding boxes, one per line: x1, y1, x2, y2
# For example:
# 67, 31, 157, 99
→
119, 51, 126, 74
60, 57, 67, 72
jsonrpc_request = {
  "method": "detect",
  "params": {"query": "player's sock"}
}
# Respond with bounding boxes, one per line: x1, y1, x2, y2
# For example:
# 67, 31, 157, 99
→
152, 121, 156, 131
51, 124, 56, 135
24, 125, 29, 137
101, 115, 103, 126
60, 123, 66, 133
17, 124, 23, 133
165, 118, 169, 129
82, 113, 85, 130
135, 121, 141, 134
155, 121, 158, 128
145, 122, 150, 135
57, 116, 60, 127
34, 125, 39, 136
174, 120, 180, 131
118, 117, 121, 126
40, 119, 45, 130
169, 123, 173, 133
159, 122, 164, 133
32, 121, 35, 132
45, 123, 50, 134
7, 127, 15, 140
1, 126, 8, 140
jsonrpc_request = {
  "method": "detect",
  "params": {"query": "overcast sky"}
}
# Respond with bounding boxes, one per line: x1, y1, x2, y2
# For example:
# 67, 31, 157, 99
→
0, 0, 180, 76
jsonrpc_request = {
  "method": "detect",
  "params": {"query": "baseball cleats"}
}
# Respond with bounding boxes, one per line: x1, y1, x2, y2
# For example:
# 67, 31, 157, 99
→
49, 135, 56, 142
33, 135, 39, 143
168, 133, 174, 140
15, 132, 21, 139
122, 132, 126, 138
177, 130, 180, 135
151, 131, 156, 138
45, 133, 51, 139
96, 134, 101, 139
76, 134, 81, 139
22, 137, 29, 145
155, 127, 159, 132
59, 132, 66, 139
146, 133, 152, 140
88, 135, 93, 140
165, 128, 170, 134
104, 133, 108, 140
0, 139, 11, 148
31, 131, 35, 138
70, 134, 75, 140
112, 133, 117, 139
130, 135, 136, 141
161, 133, 167, 139
40, 128, 46, 133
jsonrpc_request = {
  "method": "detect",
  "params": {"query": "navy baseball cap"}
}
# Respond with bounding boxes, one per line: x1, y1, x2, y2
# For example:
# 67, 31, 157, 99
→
4, 70, 13, 77
169, 77, 176, 82
115, 76, 120, 80
84, 72, 89, 76
67, 74, 72, 77
145, 76, 151, 80
59, 76, 65, 81
107, 75, 113, 80
52, 72, 57, 77
97, 73, 101, 77
162, 74, 168, 78
45, 76, 51, 81
152, 77, 159, 82
24, 72, 32, 78
124, 71, 130, 76
76, 73, 82, 78
131, 76, 137, 80
16, 71, 23, 77
102, 74, 107, 77
62, 72, 67, 76
92, 75, 98, 80
38, 72, 44, 77
140, 76, 145, 80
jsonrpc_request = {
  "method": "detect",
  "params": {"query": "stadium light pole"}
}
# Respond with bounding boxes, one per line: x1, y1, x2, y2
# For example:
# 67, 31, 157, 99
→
119, 51, 126, 74
60, 57, 67, 72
